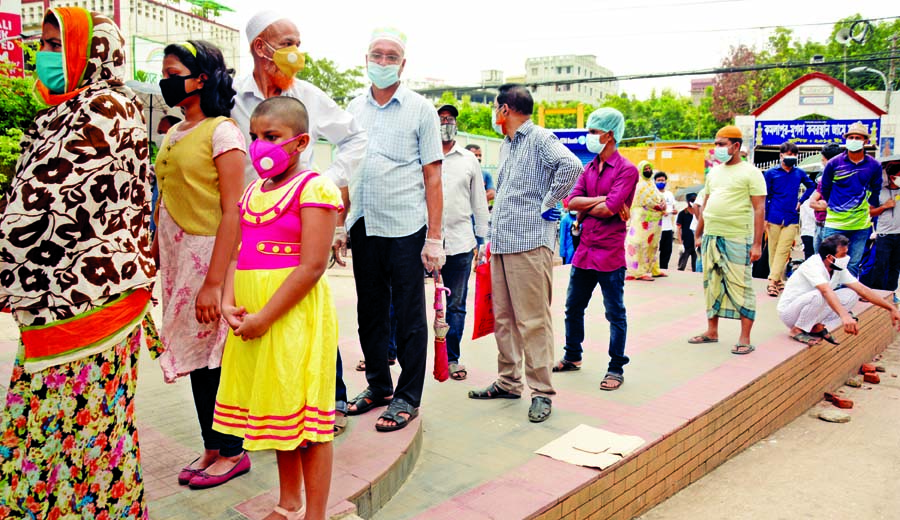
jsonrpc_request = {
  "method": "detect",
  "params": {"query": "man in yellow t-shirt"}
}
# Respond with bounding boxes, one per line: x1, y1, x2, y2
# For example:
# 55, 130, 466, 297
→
689, 126, 767, 355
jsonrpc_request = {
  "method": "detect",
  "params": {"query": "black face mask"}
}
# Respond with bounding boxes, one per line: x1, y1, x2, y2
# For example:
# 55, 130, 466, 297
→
783, 156, 798, 168
159, 74, 199, 109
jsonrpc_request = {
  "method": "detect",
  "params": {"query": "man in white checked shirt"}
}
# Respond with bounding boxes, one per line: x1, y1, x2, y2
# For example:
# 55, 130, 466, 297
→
344, 28, 445, 433
436, 104, 490, 381
468, 84, 583, 423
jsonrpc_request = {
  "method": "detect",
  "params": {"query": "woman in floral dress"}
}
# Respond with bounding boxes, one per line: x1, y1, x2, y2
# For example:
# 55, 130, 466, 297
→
625, 160, 667, 281
0, 8, 159, 518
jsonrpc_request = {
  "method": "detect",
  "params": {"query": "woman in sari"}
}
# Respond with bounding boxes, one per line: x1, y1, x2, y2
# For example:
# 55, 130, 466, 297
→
0, 8, 159, 518
625, 160, 666, 281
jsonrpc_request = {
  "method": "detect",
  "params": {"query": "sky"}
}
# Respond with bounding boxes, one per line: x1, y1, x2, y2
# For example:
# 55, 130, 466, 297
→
216, 0, 899, 100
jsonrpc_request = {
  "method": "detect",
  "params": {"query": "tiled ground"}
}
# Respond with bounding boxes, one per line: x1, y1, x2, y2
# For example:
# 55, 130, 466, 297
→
0, 263, 893, 520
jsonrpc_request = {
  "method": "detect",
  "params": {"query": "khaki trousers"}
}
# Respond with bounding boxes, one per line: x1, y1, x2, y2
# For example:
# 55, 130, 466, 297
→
767, 223, 799, 283
491, 247, 555, 398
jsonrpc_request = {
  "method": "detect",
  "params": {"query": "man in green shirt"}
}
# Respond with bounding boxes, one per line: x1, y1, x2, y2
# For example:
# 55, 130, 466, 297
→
689, 125, 767, 354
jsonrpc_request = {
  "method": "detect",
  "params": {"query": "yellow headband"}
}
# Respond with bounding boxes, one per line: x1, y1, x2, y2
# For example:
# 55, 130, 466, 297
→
178, 42, 197, 57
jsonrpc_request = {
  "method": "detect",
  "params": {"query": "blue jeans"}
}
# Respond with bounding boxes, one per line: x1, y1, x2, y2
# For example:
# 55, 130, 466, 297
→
822, 227, 869, 278
563, 266, 629, 375
813, 224, 825, 255
442, 250, 474, 364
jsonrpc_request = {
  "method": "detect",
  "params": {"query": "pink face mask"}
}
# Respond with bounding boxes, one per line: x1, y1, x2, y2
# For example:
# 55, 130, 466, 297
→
249, 133, 306, 178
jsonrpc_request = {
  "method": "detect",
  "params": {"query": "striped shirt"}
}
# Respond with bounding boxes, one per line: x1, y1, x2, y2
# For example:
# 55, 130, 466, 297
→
489, 120, 583, 254
346, 86, 443, 237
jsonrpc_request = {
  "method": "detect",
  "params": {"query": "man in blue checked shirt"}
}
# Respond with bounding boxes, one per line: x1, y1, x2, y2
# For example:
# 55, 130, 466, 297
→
344, 28, 445, 433
468, 84, 583, 424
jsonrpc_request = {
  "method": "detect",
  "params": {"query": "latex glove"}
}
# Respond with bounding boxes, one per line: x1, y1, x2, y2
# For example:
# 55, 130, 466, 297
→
541, 207, 561, 221
476, 243, 489, 265
422, 238, 446, 272
332, 226, 348, 267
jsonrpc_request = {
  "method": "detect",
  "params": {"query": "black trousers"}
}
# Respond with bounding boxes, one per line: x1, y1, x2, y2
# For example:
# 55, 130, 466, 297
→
677, 236, 697, 272
873, 233, 900, 291
350, 220, 428, 407
189, 367, 243, 457
659, 230, 674, 269
801, 235, 815, 260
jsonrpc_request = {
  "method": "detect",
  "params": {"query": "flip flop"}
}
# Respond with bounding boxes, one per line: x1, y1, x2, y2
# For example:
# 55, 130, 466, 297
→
810, 327, 840, 345
790, 332, 821, 346
333, 411, 348, 437
552, 358, 582, 372
600, 372, 624, 391
731, 343, 756, 355
688, 334, 718, 344
449, 363, 467, 381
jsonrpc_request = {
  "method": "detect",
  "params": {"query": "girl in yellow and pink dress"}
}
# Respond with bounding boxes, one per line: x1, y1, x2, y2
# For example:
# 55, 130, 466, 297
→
214, 97, 341, 520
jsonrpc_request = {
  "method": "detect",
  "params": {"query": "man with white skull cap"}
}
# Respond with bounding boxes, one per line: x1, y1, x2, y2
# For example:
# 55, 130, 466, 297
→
232, 10, 367, 263
343, 27, 444, 433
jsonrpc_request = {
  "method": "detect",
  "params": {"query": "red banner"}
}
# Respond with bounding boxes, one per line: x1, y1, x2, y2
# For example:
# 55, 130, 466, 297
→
0, 0, 24, 78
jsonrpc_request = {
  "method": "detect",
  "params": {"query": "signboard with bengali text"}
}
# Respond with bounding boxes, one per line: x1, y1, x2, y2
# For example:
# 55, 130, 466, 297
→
754, 119, 880, 147
0, 0, 23, 78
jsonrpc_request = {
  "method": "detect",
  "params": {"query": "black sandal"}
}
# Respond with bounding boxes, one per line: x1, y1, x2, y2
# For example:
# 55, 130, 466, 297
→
375, 398, 418, 432
552, 358, 582, 372
347, 388, 392, 416
810, 327, 840, 345
528, 396, 552, 423
468, 382, 521, 400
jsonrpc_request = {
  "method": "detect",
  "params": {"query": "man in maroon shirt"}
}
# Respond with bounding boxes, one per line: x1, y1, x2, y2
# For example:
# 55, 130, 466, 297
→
552, 108, 638, 391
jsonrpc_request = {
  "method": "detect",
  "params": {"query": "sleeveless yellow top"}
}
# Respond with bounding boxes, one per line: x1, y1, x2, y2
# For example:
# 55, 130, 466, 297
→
155, 116, 232, 236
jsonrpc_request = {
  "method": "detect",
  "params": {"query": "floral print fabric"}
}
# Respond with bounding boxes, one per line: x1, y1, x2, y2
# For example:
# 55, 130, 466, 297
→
0, 10, 154, 315
626, 178, 665, 277
156, 205, 228, 383
0, 327, 149, 519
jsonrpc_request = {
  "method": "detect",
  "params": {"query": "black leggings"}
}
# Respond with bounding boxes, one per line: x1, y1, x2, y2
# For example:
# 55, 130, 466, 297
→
189, 367, 244, 457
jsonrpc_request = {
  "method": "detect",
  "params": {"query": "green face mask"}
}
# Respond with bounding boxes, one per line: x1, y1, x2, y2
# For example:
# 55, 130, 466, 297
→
36, 51, 67, 94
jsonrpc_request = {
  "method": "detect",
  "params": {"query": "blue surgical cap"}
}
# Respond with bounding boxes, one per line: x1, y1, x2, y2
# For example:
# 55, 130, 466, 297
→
587, 108, 625, 143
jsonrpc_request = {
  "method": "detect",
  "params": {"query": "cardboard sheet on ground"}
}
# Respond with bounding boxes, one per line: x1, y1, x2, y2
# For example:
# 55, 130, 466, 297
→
535, 424, 645, 470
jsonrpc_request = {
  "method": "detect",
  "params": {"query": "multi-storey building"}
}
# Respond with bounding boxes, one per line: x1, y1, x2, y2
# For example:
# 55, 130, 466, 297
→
21, 0, 240, 81
524, 55, 617, 104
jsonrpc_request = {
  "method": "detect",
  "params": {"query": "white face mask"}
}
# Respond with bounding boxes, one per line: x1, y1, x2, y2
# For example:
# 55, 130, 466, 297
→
585, 133, 606, 154
890, 176, 900, 186
831, 255, 850, 271
845, 139, 864, 152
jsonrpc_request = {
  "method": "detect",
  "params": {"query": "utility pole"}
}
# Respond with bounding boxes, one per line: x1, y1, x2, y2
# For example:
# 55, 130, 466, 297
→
888, 35, 896, 113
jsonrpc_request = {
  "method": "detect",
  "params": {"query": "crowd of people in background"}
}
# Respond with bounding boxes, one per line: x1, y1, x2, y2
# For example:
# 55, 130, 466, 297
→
2, 6, 900, 520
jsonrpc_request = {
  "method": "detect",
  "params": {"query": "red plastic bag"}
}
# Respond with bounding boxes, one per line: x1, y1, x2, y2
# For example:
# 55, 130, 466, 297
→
472, 261, 495, 340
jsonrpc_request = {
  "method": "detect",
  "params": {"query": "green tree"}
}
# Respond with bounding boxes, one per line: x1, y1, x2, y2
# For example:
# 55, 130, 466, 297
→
435, 91, 496, 137
297, 55, 365, 106
0, 45, 43, 195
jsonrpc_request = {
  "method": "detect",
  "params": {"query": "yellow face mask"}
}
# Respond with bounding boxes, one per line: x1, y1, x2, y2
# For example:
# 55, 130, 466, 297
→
266, 42, 305, 77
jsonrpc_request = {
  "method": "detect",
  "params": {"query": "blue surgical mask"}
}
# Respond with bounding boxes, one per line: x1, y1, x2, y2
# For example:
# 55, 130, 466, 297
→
585, 133, 606, 155
492, 108, 504, 135
845, 139, 864, 153
367, 63, 400, 89
714, 146, 732, 163
36, 51, 66, 94
656, 182, 666, 190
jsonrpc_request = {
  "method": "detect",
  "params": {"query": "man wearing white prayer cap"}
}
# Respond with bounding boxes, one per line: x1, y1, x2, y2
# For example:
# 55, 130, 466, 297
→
232, 10, 366, 262
343, 27, 444, 434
